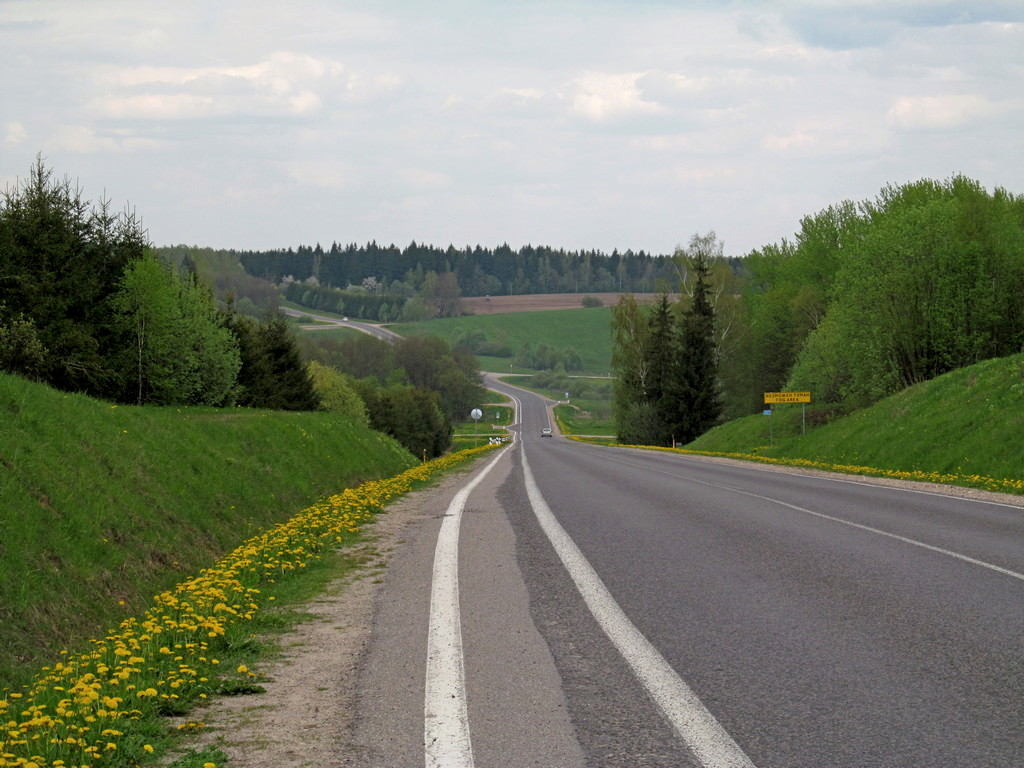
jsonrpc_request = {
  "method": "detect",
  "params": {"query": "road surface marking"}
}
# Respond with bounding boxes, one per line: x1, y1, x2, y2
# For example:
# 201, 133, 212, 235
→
424, 449, 506, 768
520, 445, 756, 768
665, 451, 1024, 511
600, 452, 1024, 583
734, 486, 1024, 582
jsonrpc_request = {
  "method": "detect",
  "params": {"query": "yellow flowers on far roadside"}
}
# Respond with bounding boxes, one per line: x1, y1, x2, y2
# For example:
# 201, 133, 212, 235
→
0, 443, 499, 768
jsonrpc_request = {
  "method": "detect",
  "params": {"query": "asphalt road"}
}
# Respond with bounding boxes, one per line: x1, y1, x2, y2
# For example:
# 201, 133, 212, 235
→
280, 306, 403, 341
348, 376, 1024, 767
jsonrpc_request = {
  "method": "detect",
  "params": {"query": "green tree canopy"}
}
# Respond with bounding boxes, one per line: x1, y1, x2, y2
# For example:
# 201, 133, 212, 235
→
0, 157, 146, 396
788, 176, 1024, 406
112, 252, 240, 406
306, 361, 368, 425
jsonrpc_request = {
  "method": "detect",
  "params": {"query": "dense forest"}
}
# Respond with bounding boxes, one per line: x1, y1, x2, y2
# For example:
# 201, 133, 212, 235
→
237, 241, 675, 296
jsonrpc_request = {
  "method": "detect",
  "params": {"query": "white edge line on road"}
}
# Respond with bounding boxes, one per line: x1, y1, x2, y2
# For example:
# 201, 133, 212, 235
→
729, 483, 1024, 583
520, 444, 757, 768
627, 446, 1024, 511
600, 452, 1024, 584
424, 448, 507, 768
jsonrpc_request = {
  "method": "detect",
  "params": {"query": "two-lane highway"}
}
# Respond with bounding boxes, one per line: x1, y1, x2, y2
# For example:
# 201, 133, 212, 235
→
347, 375, 1024, 767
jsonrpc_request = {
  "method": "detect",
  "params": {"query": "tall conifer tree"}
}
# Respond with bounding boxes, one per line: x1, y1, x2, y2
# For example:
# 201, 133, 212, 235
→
671, 250, 721, 443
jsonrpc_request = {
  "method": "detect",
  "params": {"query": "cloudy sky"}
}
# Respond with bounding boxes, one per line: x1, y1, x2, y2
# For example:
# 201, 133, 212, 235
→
2, 1, 1022, 257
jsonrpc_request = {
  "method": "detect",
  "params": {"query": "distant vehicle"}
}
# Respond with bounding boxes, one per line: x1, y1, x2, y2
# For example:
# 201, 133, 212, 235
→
541, 427, 553, 437
343, 316, 348, 321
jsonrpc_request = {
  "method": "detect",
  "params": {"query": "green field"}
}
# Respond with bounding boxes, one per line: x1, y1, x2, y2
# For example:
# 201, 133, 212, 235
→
388, 307, 614, 374
0, 373, 416, 691
554, 401, 616, 436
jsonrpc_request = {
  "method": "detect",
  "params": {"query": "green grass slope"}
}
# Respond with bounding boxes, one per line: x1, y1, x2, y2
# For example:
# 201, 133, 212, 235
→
0, 373, 415, 690
389, 307, 614, 374
687, 353, 1024, 490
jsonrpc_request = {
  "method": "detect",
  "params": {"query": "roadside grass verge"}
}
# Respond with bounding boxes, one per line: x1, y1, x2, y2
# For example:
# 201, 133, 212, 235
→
0, 373, 415, 694
0, 443, 500, 768
554, 404, 616, 437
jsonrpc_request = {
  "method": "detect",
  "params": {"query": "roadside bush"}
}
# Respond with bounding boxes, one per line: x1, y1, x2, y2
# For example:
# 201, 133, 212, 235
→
307, 361, 368, 425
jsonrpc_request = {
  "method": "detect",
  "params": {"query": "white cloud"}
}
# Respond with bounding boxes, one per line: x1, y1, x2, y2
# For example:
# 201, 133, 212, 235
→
283, 159, 354, 190
570, 72, 666, 122
47, 125, 167, 154
51, 125, 119, 153
887, 94, 999, 131
341, 71, 405, 103
482, 86, 557, 118
91, 93, 220, 121
398, 167, 452, 190
89, 52, 348, 120
4, 122, 28, 145
110, 52, 344, 89
759, 114, 892, 159
671, 166, 736, 183
762, 129, 817, 152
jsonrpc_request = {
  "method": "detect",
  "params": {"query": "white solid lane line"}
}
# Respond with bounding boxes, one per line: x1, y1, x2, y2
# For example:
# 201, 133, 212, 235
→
424, 448, 507, 768
520, 444, 757, 768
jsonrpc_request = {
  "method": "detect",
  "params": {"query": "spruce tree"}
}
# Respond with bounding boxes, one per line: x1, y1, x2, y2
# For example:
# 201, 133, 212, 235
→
671, 251, 721, 444
0, 158, 146, 397
230, 310, 320, 410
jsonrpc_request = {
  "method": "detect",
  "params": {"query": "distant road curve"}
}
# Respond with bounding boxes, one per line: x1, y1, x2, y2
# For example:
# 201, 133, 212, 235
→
280, 306, 403, 342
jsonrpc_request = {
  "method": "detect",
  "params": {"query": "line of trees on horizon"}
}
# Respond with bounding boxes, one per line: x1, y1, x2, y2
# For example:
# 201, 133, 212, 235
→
165, 240, 693, 301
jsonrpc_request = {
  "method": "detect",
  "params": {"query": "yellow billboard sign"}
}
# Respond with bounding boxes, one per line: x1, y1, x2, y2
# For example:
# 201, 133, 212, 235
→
764, 391, 811, 404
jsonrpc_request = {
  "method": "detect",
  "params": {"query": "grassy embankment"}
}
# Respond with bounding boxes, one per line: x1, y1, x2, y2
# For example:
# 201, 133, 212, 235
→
630, 353, 1024, 494
0, 372, 417, 694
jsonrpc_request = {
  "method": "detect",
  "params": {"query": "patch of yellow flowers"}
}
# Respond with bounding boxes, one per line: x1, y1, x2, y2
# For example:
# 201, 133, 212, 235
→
610, 442, 1024, 495
0, 444, 498, 768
